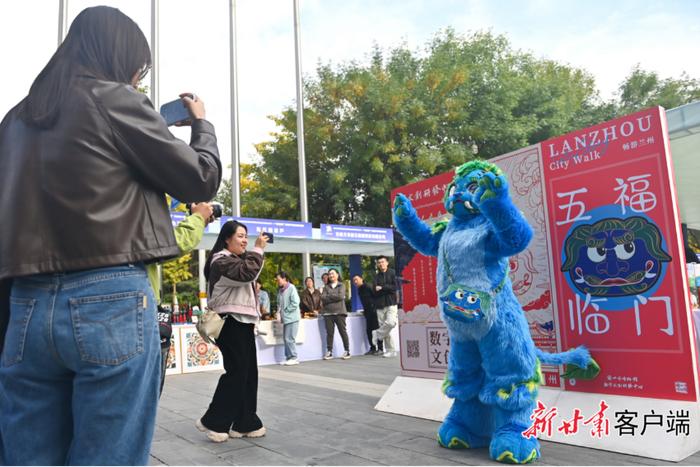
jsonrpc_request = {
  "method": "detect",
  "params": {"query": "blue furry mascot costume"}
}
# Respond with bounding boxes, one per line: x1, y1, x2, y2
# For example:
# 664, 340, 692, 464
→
393, 160, 599, 464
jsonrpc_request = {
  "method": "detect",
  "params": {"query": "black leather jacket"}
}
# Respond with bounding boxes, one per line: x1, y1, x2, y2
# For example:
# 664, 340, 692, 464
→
0, 77, 221, 280
373, 269, 397, 308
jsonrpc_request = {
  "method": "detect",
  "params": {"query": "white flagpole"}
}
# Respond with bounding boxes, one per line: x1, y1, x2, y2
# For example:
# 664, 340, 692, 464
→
293, 0, 311, 278
229, 0, 241, 217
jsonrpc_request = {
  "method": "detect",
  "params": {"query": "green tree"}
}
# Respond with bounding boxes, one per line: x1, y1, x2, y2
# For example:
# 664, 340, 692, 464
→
162, 254, 193, 305
248, 29, 612, 227
617, 65, 700, 114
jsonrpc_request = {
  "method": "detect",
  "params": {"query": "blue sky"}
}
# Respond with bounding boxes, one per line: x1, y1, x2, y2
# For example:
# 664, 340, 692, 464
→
2, 0, 698, 174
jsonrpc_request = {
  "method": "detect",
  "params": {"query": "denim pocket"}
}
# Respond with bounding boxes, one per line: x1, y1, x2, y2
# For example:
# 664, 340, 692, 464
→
1, 297, 37, 367
69, 291, 145, 365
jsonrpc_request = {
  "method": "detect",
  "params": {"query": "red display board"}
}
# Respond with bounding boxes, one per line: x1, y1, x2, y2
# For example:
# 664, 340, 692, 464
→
543, 107, 696, 401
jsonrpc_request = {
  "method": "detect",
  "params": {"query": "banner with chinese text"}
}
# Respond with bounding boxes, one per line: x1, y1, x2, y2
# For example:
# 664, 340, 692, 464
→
543, 107, 696, 401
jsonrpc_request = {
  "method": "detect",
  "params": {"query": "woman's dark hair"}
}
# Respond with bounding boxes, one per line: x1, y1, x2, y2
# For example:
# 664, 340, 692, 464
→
204, 220, 248, 280
20, 6, 152, 128
276, 271, 291, 283
328, 268, 342, 282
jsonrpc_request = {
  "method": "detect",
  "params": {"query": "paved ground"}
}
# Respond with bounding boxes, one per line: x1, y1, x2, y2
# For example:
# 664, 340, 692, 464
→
151, 356, 700, 466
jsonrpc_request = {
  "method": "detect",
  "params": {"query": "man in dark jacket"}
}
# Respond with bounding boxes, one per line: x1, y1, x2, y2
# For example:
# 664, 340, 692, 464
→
372, 256, 399, 357
352, 275, 383, 355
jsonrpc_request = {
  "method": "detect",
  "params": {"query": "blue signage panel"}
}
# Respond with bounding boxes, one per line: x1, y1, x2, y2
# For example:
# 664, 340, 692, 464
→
171, 213, 312, 238
320, 224, 393, 243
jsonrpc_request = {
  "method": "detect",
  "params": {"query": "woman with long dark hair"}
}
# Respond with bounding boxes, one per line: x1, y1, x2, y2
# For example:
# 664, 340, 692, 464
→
320, 268, 351, 360
0, 6, 221, 465
196, 221, 269, 442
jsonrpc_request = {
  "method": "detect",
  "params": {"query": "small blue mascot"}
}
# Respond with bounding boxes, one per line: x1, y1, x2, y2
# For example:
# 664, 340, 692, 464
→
393, 160, 599, 464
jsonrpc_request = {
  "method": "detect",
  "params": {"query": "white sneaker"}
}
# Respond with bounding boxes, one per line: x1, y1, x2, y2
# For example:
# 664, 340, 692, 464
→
229, 426, 267, 438
341, 351, 351, 360
281, 358, 300, 365
371, 330, 378, 347
383, 350, 398, 358
196, 418, 229, 443
323, 351, 333, 360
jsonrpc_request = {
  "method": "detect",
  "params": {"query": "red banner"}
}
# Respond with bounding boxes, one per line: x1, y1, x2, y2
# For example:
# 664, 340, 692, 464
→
543, 107, 696, 401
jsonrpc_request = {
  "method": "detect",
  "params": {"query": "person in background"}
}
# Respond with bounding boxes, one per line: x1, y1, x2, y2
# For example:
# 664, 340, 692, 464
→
352, 275, 383, 356
320, 272, 329, 292
153, 202, 214, 396
256, 279, 271, 320
276, 272, 301, 365
372, 256, 399, 358
300, 276, 321, 318
196, 221, 268, 443
0, 6, 221, 465
320, 269, 351, 360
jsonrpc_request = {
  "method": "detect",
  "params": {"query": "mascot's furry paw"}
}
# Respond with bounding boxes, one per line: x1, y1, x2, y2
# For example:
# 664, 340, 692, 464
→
437, 419, 490, 450
393, 193, 414, 218
489, 424, 540, 464
474, 171, 509, 207
562, 357, 601, 380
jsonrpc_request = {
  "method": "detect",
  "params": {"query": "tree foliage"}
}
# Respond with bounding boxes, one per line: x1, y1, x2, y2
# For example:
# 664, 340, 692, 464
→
162, 253, 193, 301
239, 30, 620, 227
617, 65, 700, 114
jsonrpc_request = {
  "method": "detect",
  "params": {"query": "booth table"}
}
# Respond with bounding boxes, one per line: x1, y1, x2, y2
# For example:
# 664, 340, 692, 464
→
165, 314, 400, 375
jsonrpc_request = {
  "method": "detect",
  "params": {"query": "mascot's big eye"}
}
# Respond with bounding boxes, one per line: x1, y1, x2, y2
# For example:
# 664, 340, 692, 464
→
467, 182, 478, 194
586, 247, 607, 263
614, 242, 636, 260
466, 294, 478, 304
454, 290, 465, 299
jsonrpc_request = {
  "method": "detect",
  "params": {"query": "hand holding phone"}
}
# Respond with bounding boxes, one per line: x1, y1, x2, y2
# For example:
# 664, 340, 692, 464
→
261, 232, 274, 243
159, 98, 190, 126
159, 93, 206, 126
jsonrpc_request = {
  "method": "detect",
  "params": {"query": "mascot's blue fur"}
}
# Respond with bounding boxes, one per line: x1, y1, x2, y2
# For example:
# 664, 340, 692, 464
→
393, 160, 599, 464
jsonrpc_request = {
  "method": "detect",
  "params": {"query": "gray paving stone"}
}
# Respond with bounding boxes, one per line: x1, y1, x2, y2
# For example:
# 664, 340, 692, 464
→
306, 451, 379, 466
221, 445, 298, 465
152, 355, 700, 466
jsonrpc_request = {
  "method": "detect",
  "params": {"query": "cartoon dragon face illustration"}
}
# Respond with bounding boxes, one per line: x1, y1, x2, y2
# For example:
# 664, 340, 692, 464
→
561, 216, 671, 297
443, 160, 503, 220
440, 284, 489, 323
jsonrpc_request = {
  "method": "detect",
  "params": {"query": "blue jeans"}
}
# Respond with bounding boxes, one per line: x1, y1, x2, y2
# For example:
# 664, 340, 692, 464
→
0, 264, 160, 465
283, 321, 299, 360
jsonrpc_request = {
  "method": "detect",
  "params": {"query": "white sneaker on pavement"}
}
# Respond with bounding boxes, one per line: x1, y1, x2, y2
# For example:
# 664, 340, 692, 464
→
341, 351, 351, 360
229, 426, 267, 438
383, 350, 398, 358
323, 351, 333, 360
195, 418, 229, 443
282, 358, 300, 365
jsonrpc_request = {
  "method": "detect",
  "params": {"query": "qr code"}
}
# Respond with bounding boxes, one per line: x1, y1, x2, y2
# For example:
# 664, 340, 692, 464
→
406, 339, 420, 358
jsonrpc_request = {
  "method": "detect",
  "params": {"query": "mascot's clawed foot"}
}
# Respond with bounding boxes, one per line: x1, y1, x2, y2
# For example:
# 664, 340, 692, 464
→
438, 418, 490, 449
490, 423, 540, 464
437, 399, 491, 449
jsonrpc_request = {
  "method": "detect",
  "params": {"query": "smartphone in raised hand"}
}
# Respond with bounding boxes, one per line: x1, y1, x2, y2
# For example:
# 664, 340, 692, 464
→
159, 98, 190, 126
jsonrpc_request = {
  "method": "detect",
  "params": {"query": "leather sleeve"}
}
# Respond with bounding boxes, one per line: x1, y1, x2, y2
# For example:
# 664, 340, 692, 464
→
214, 251, 264, 284
94, 84, 222, 202
300, 291, 312, 312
